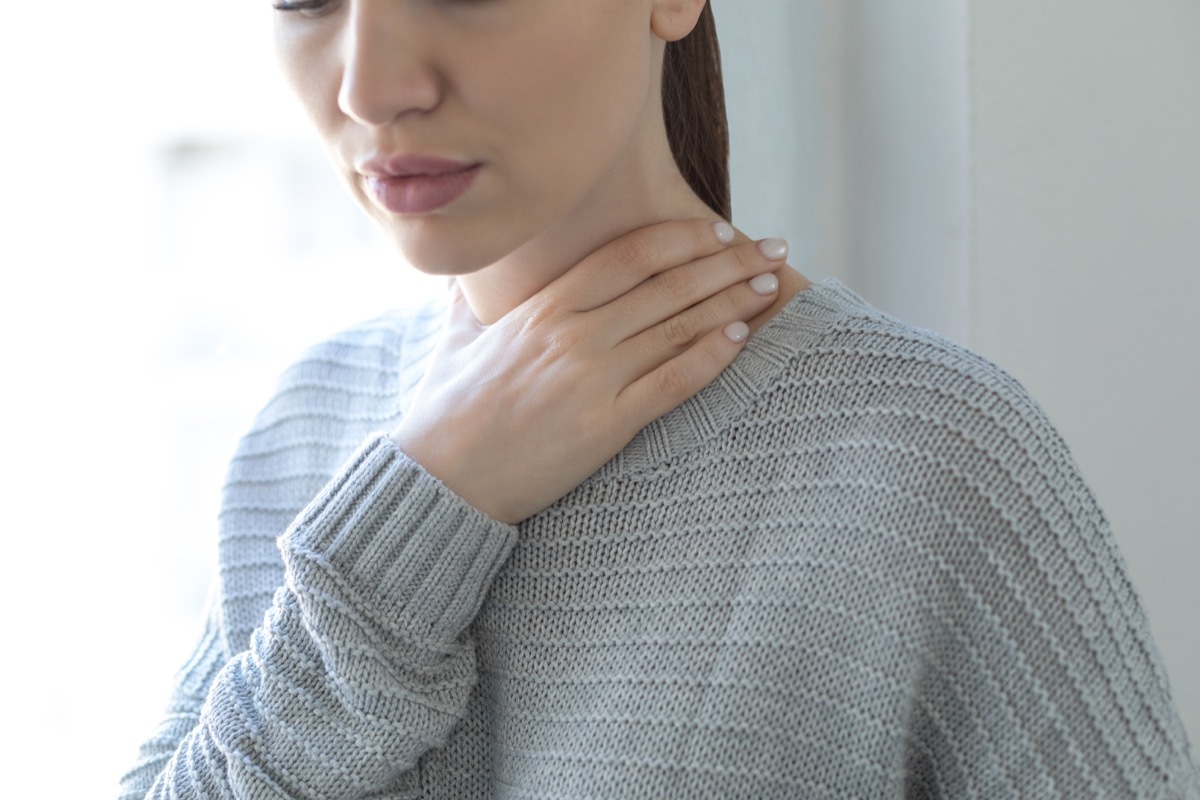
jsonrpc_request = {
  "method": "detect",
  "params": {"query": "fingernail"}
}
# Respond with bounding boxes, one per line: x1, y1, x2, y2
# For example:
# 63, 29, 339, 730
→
713, 221, 735, 245
758, 238, 789, 261
749, 273, 779, 295
724, 321, 750, 343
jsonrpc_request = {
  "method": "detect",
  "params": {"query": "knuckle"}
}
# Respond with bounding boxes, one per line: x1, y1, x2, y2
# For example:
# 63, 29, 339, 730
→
613, 234, 656, 273
513, 299, 555, 333
661, 314, 696, 349
656, 363, 692, 399
540, 326, 583, 361
511, 308, 540, 336
651, 266, 694, 299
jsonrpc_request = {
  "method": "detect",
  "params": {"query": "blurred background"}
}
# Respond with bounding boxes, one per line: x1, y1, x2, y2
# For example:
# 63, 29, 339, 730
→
0, 1, 1195, 795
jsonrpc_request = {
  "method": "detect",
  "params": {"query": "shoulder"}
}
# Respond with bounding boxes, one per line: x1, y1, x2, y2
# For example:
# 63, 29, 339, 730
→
745, 284, 1198, 793
666, 279, 1075, 496
743, 280, 1100, 558
769, 279, 1048, 431
627, 279, 1081, 519
266, 300, 442, 419
220, 296, 443, 521
761, 280, 1075, 481
246, 297, 443, 444
686, 281, 1129, 646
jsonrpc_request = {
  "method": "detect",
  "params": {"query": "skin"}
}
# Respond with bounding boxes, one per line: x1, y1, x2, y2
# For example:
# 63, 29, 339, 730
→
274, 0, 810, 521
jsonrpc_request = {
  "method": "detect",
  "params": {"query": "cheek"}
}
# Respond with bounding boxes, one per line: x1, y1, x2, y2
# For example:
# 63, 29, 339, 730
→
475, 24, 655, 179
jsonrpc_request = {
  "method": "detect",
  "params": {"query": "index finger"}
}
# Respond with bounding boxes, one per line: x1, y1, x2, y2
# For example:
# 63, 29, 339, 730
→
549, 218, 735, 311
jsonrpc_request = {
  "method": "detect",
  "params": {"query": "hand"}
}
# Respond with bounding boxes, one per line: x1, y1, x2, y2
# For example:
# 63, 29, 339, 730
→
391, 219, 788, 524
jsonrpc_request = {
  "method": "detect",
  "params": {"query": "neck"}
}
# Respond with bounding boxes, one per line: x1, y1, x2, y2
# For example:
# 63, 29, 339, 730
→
454, 168, 810, 331
454, 138, 719, 325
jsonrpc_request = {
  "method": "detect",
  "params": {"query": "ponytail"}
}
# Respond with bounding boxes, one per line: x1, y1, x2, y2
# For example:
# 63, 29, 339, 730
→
661, 4, 731, 220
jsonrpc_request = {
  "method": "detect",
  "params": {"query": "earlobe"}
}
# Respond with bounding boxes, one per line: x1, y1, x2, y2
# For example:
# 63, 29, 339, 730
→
649, 0, 707, 43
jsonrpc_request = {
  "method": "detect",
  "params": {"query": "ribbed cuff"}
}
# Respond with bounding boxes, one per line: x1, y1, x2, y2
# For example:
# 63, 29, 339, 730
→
279, 433, 517, 647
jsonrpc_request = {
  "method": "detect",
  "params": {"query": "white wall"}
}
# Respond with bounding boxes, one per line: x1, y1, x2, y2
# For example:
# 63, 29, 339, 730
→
714, 0, 821, 278
822, 0, 972, 343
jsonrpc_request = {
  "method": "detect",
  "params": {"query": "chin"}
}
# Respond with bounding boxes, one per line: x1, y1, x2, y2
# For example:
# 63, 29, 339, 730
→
386, 222, 507, 278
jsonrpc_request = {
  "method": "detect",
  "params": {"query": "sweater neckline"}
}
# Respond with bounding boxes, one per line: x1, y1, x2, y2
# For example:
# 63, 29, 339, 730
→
401, 278, 874, 480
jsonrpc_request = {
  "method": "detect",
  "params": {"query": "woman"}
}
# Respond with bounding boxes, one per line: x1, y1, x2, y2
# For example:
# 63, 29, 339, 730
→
120, 1, 1198, 797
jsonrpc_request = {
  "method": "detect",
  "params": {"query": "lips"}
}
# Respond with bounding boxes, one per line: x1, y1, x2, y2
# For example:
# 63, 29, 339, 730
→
359, 155, 482, 215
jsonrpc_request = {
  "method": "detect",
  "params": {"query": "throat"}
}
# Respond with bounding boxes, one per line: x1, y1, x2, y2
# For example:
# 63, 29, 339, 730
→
457, 190, 722, 326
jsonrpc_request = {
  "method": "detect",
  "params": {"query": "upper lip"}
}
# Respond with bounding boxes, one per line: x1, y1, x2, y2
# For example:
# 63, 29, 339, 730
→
357, 154, 478, 178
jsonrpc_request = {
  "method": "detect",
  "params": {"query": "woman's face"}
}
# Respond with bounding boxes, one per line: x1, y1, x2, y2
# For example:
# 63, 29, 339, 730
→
274, 0, 691, 276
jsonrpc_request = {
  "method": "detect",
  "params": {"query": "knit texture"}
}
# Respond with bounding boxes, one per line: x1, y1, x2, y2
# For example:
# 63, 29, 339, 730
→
120, 280, 1199, 799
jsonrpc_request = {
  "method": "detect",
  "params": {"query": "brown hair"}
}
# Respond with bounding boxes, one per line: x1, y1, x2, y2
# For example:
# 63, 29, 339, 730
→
662, 3, 731, 220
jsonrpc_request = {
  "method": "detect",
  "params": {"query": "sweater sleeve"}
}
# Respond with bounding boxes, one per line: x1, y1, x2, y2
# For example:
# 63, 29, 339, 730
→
898, 390, 1200, 798
119, 433, 517, 799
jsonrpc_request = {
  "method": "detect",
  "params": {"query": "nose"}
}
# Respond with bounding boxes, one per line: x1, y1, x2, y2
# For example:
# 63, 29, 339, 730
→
337, 2, 442, 127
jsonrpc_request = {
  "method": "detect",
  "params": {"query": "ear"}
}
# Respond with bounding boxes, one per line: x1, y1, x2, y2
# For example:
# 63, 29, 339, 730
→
650, 0, 708, 43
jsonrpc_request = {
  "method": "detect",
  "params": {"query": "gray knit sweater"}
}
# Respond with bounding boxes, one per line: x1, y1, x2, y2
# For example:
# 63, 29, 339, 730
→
120, 280, 1198, 799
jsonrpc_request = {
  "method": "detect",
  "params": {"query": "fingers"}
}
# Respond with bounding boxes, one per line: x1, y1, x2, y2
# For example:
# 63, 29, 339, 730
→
550, 218, 735, 311
601, 237, 789, 345
615, 322, 751, 437
612, 270, 780, 385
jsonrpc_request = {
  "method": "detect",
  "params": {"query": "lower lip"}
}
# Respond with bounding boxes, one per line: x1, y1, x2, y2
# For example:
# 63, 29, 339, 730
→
364, 165, 481, 215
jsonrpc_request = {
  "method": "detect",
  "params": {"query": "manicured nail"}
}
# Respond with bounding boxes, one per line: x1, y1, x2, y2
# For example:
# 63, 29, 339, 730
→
757, 238, 789, 261
749, 273, 779, 295
713, 221, 735, 245
724, 321, 750, 343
